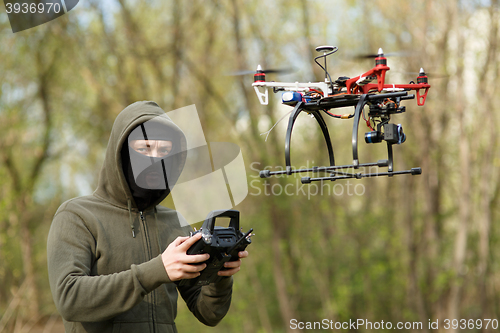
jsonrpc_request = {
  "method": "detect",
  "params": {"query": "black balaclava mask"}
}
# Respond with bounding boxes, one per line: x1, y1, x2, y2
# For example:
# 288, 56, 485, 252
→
121, 121, 182, 211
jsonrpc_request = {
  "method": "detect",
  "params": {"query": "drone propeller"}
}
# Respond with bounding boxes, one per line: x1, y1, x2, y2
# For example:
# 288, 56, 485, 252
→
354, 50, 413, 60
227, 67, 294, 76
392, 69, 448, 79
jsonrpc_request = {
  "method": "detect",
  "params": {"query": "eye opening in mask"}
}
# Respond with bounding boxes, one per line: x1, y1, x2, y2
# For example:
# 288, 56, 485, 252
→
129, 139, 173, 158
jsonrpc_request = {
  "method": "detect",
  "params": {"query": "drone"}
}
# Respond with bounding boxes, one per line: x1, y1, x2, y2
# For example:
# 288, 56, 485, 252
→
251, 46, 431, 184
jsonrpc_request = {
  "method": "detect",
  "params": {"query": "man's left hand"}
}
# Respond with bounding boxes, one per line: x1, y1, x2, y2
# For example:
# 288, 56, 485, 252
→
217, 251, 249, 277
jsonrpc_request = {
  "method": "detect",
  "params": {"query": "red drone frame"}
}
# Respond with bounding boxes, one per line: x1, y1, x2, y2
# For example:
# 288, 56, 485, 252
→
344, 48, 430, 106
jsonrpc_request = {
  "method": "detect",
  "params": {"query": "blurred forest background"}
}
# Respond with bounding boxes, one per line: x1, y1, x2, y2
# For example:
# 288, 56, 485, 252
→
1, 0, 500, 332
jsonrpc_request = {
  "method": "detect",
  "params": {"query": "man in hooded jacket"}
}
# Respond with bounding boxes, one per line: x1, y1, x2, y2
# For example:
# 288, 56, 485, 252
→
47, 101, 247, 332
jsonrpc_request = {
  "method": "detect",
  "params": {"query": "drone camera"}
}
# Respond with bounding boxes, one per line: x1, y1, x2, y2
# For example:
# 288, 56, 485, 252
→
384, 123, 406, 144
364, 131, 383, 144
365, 124, 406, 145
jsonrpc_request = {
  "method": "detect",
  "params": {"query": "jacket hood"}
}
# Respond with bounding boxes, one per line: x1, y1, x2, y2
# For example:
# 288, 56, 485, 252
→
94, 101, 187, 209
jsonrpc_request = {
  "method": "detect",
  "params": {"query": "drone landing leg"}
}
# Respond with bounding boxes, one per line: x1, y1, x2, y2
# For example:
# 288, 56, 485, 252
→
303, 167, 421, 183
284, 101, 335, 175
312, 110, 335, 166
351, 94, 370, 168
387, 142, 394, 173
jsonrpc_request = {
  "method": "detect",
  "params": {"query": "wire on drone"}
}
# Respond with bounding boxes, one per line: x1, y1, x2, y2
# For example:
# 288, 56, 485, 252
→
323, 109, 354, 119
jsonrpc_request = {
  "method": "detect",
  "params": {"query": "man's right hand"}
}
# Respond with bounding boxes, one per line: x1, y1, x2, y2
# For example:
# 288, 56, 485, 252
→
161, 233, 209, 281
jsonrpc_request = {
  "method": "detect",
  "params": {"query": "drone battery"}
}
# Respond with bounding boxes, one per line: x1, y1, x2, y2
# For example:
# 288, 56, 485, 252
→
282, 91, 302, 105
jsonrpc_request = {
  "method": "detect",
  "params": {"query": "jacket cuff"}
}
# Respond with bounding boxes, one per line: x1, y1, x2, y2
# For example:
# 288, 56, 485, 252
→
205, 276, 233, 294
132, 254, 172, 293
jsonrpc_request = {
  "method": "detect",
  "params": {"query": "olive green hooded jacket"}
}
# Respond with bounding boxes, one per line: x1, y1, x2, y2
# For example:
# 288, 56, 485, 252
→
47, 101, 232, 333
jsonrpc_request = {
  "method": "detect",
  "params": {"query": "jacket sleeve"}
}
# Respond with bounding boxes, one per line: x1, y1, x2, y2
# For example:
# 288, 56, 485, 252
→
177, 277, 233, 326
47, 210, 171, 322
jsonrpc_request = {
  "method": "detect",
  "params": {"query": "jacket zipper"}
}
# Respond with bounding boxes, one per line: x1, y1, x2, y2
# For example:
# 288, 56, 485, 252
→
140, 211, 156, 333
